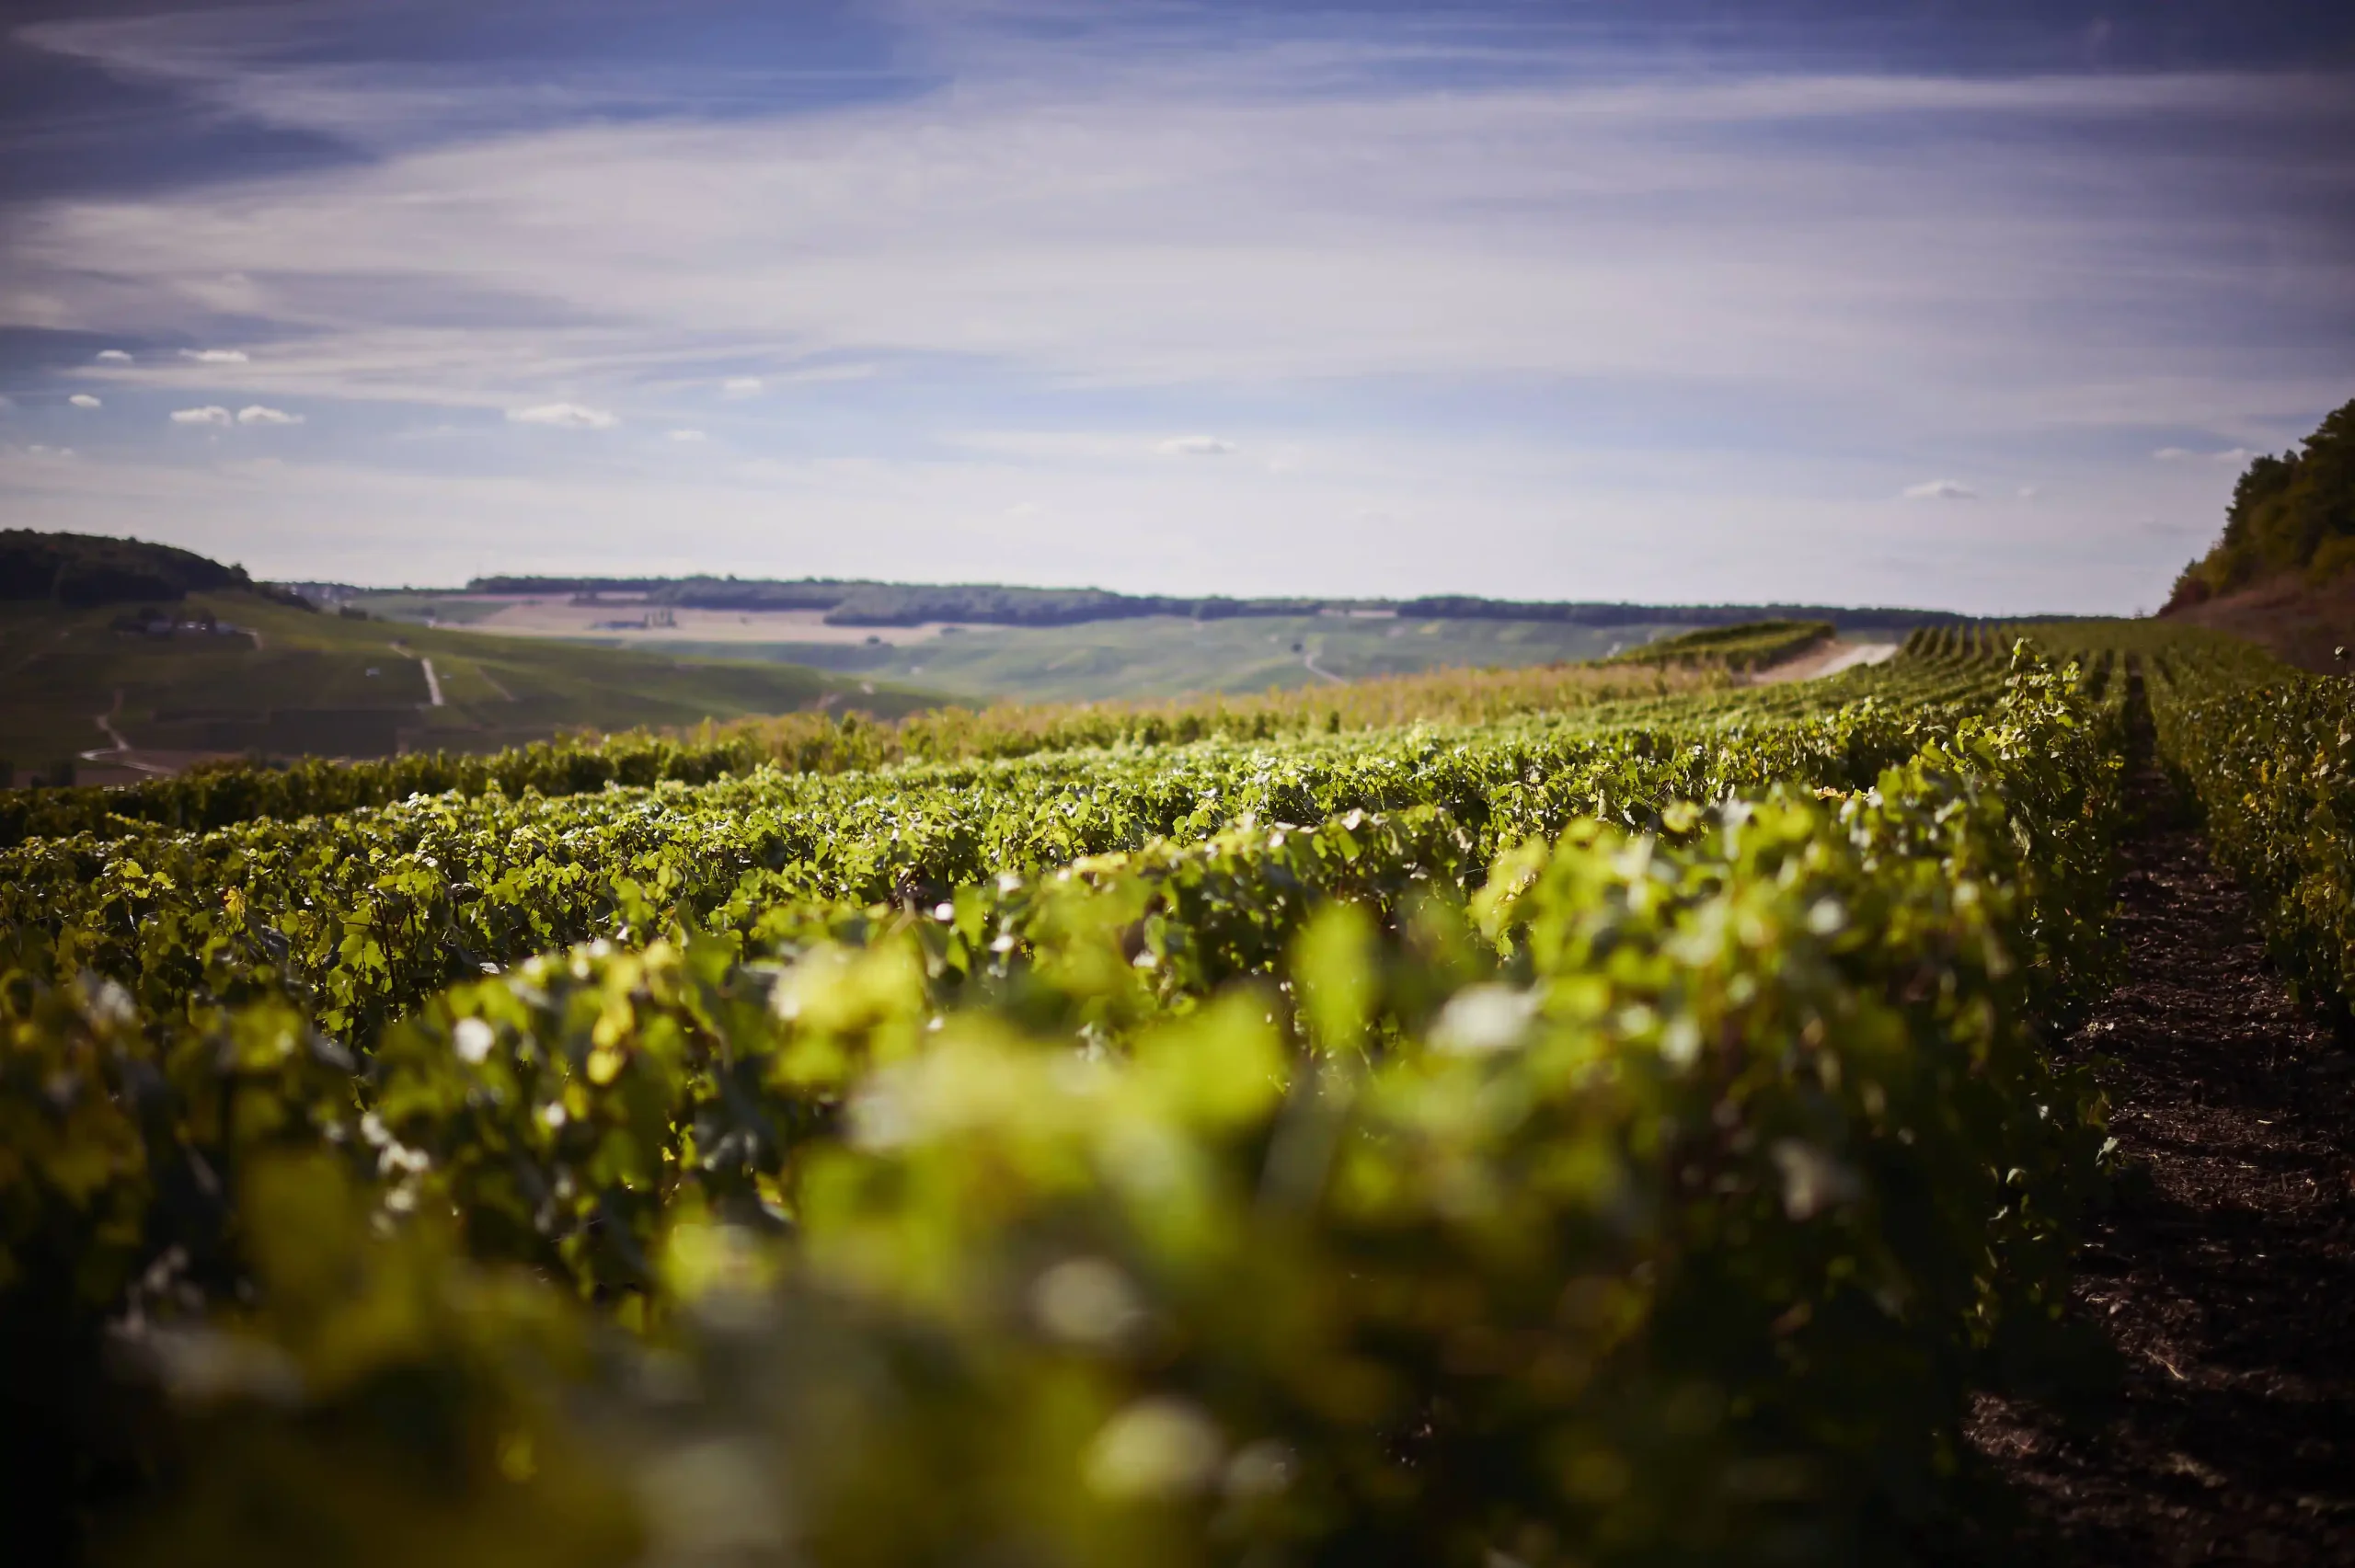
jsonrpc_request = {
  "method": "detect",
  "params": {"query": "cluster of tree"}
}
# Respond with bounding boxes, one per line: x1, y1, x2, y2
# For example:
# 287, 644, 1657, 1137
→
2167, 397, 2355, 609
0, 530, 253, 608
1392, 597, 1985, 632
818, 586, 1334, 626
469, 574, 690, 595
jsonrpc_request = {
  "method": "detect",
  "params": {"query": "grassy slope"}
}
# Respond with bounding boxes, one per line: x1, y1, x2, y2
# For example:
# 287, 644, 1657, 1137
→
351, 599, 1687, 704
1604, 619, 1834, 671
0, 590, 939, 778
2161, 572, 2355, 675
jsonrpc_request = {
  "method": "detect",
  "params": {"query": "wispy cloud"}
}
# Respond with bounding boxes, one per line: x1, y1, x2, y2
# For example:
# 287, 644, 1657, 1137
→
169, 406, 232, 426
2154, 445, 2253, 464
17, 44, 2349, 411
668, 428, 706, 441
69, 394, 101, 409
95, 349, 132, 363
0, 412, 2293, 617
1902, 479, 1978, 501
5, 6, 2350, 613
236, 405, 303, 425
507, 403, 617, 429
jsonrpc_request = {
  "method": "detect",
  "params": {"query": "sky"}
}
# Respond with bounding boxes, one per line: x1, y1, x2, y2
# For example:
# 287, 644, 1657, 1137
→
1, 1, 2349, 612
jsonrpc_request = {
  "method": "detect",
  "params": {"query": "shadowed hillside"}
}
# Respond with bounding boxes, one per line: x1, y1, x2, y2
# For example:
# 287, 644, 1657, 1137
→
2159, 397, 2355, 670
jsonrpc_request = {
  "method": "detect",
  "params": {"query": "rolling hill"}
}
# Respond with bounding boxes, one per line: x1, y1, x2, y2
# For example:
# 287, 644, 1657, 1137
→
0, 535, 938, 785
340, 586, 1985, 705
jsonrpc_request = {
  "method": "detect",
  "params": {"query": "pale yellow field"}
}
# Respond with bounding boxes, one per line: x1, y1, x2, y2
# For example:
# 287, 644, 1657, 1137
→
454, 599, 965, 646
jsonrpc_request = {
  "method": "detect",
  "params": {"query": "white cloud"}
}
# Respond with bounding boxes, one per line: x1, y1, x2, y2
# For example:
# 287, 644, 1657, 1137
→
170, 406, 233, 426
507, 403, 617, 429
720, 376, 763, 398
236, 405, 304, 425
16, 49, 2344, 415
951, 430, 1164, 462
668, 428, 707, 441
0, 433, 2211, 616
179, 348, 250, 364
2154, 445, 2252, 464
95, 349, 132, 363
24, 444, 75, 460
2016, 484, 2040, 498
1158, 435, 1235, 456
1902, 479, 1978, 501
5, 11, 2347, 616
69, 394, 102, 409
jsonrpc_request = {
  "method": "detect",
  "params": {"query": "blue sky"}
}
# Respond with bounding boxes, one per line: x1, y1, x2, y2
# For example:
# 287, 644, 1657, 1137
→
1, 1, 2349, 611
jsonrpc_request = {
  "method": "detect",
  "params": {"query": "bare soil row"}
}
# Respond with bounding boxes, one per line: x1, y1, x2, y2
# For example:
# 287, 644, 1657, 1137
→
1968, 704, 2355, 1564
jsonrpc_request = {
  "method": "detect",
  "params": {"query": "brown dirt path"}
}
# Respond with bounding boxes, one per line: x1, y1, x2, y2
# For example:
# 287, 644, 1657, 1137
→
1744, 637, 1900, 684
1969, 692, 2355, 1564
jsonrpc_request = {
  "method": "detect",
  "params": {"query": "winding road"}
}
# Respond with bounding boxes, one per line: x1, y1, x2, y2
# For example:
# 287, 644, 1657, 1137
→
77, 689, 174, 777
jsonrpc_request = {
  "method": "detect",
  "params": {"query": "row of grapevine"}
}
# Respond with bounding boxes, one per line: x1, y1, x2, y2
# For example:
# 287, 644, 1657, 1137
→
1602, 618, 1832, 671
4, 682, 2001, 1047
1897, 623, 2027, 663
0, 659, 1748, 852
3, 647, 2132, 1566
2020, 618, 2355, 1019
0, 643, 2012, 854
2141, 632, 2355, 1018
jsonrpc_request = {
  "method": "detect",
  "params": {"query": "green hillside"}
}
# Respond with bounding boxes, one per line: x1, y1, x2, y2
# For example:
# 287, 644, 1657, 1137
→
350, 599, 1689, 704
0, 589, 937, 786
2166, 396, 2355, 607
1602, 618, 1834, 671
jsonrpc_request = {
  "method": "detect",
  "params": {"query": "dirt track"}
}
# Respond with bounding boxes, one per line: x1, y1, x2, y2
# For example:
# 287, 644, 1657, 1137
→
1969, 694, 2355, 1564
1750, 638, 1899, 683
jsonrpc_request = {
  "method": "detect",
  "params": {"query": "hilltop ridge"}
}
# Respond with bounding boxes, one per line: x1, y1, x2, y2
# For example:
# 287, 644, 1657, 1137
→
0, 529, 301, 609
2159, 397, 2355, 671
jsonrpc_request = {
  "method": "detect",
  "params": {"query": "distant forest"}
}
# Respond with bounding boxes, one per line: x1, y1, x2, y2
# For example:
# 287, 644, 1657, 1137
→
0, 531, 2029, 631
465, 575, 1999, 634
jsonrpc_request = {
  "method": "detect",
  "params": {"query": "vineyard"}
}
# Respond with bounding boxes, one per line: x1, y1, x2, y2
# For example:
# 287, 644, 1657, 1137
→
3, 624, 2347, 1565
